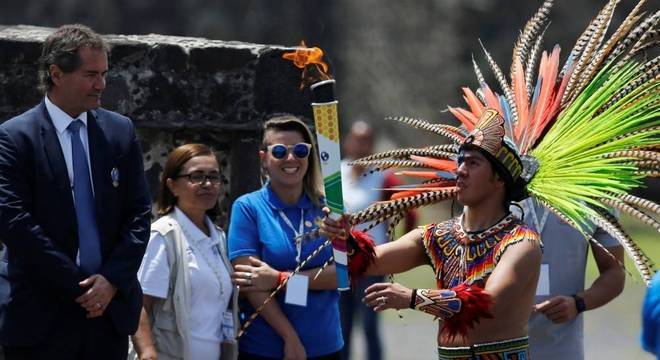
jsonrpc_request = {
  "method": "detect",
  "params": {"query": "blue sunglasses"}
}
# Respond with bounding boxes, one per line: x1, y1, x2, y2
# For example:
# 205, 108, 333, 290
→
266, 143, 312, 159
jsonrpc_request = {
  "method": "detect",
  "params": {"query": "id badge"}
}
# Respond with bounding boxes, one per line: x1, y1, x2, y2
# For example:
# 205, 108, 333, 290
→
284, 274, 309, 307
222, 310, 235, 340
535, 264, 550, 296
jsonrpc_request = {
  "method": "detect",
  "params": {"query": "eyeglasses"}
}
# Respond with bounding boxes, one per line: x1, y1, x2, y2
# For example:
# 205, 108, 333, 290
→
176, 171, 221, 186
265, 143, 312, 160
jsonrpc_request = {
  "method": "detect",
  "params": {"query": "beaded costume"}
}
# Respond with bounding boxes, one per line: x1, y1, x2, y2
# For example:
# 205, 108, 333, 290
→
437, 336, 530, 360
422, 214, 539, 290
403, 211, 540, 346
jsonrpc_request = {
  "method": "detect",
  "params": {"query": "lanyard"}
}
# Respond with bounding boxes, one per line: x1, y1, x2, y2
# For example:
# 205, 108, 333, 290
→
278, 209, 305, 264
526, 198, 550, 234
181, 224, 226, 297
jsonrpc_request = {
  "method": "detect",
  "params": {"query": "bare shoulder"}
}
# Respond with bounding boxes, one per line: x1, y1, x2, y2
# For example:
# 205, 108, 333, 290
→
495, 223, 542, 264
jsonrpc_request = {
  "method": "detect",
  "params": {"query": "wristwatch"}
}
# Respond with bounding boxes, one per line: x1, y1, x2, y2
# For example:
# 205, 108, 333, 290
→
572, 294, 586, 314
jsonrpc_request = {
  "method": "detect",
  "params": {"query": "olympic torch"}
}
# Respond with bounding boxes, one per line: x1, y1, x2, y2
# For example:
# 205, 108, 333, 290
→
283, 42, 350, 290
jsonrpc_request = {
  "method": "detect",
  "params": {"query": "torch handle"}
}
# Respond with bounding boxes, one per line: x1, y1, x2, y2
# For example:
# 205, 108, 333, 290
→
312, 101, 350, 291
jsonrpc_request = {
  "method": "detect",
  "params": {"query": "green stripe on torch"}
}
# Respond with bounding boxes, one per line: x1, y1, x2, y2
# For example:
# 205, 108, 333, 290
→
324, 172, 344, 213
311, 96, 350, 290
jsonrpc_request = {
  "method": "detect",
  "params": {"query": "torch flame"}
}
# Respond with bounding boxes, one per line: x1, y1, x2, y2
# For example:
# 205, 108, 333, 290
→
283, 40, 332, 88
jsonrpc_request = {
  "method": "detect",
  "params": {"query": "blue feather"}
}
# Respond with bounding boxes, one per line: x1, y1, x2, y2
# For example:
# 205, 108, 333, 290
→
500, 96, 515, 138
530, 76, 543, 110
436, 171, 457, 180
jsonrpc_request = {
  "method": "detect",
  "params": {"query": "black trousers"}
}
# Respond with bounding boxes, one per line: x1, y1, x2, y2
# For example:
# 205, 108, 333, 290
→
3, 316, 127, 360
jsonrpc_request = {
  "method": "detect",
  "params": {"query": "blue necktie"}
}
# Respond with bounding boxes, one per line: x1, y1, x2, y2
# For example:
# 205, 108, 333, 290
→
68, 120, 102, 274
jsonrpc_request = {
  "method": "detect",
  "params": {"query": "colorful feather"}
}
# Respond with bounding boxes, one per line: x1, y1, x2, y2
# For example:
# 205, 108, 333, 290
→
600, 198, 660, 233
510, 0, 554, 81
479, 39, 519, 125
589, 209, 655, 285
563, 0, 621, 105
609, 11, 660, 67
349, 188, 459, 226
617, 193, 660, 215
409, 155, 456, 171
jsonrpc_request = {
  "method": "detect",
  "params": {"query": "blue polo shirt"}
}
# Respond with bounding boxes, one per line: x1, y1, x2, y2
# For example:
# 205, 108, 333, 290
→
228, 185, 343, 358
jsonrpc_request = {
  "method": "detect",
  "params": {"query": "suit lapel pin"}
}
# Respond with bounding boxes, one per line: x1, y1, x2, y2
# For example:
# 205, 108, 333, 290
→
111, 167, 120, 188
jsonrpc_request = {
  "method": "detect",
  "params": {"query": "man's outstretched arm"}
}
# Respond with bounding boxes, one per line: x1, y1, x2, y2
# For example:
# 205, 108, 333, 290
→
365, 227, 429, 276
321, 214, 428, 276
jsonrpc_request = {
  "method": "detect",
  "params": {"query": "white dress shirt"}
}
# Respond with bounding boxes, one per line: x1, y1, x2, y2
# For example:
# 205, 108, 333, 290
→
44, 95, 94, 194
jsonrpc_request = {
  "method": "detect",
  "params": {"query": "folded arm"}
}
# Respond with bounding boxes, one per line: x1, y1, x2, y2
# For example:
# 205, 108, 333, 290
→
582, 242, 625, 310
98, 125, 151, 295
232, 256, 307, 360
535, 232, 624, 323
233, 256, 338, 291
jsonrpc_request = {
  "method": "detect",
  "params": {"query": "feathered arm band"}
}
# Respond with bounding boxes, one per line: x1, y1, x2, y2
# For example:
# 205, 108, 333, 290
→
346, 230, 493, 338
410, 284, 494, 340
346, 230, 377, 286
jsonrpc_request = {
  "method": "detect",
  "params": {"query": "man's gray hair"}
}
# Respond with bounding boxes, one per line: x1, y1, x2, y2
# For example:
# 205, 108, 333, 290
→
38, 24, 109, 93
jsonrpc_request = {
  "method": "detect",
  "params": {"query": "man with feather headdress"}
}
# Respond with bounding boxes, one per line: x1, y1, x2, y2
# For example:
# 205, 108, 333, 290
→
324, 109, 543, 359
323, 0, 657, 358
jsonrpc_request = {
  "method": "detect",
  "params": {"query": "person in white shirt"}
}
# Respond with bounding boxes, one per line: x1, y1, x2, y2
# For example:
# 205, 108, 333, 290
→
523, 199, 624, 360
132, 143, 238, 360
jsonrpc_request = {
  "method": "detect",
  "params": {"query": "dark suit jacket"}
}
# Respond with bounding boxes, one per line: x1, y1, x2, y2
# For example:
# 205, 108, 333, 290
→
0, 100, 152, 346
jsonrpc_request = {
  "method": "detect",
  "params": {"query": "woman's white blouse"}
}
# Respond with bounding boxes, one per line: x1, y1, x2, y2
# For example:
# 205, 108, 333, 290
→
138, 207, 233, 347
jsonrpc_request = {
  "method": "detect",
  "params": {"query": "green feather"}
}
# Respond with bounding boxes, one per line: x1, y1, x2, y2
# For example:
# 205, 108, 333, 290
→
530, 59, 659, 233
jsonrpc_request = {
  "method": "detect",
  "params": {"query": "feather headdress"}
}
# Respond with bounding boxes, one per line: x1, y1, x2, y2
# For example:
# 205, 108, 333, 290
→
349, 0, 659, 285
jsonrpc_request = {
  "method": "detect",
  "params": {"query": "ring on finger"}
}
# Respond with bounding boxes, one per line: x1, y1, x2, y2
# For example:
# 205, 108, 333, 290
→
96, 302, 102, 309
246, 272, 252, 279
378, 296, 387, 306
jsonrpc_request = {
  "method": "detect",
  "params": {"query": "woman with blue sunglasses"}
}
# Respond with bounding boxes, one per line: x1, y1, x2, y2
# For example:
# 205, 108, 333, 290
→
228, 115, 343, 360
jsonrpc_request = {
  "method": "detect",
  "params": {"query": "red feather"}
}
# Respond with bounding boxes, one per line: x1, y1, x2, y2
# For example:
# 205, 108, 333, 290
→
409, 155, 457, 171
447, 106, 477, 131
347, 230, 377, 286
389, 190, 425, 200
441, 283, 494, 340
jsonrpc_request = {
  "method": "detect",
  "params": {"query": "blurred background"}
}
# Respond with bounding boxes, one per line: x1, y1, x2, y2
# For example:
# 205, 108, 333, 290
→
1, 0, 657, 359
1, 0, 651, 147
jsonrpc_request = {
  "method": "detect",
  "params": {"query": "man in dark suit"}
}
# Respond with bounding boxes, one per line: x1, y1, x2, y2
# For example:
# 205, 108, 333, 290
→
0, 24, 151, 359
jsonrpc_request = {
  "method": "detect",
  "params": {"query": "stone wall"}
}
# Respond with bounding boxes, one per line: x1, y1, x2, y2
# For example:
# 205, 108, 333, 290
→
0, 25, 319, 225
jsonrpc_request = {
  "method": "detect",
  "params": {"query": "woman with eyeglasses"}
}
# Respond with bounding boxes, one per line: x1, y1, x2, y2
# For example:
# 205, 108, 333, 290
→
131, 144, 238, 360
228, 115, 343, 360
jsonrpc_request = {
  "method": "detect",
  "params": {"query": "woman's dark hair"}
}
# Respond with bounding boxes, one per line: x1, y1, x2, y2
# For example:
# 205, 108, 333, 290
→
156, 143, 220, 219
262, 114, 324, 207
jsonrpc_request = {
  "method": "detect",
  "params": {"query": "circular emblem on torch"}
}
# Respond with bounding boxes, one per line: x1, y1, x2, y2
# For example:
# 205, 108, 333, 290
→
321, 151, 330, 162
